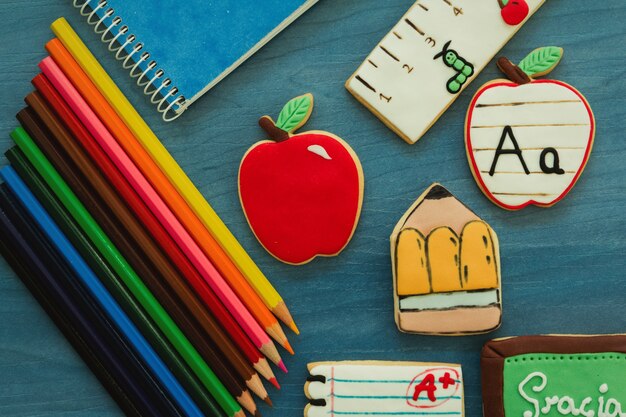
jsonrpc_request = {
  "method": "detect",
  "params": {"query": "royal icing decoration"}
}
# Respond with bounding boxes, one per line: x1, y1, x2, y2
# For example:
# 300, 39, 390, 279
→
466, 47, 596, 210
345, 0, 545, 144
390, 183, 501, 335
481, 335, 626, 417
305, 361, 465, 417
238, 94, 364, 265
498, 0, 530, 25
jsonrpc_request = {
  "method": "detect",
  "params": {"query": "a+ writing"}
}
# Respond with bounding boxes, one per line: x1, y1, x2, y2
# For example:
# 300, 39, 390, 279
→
438, 372, 455, 389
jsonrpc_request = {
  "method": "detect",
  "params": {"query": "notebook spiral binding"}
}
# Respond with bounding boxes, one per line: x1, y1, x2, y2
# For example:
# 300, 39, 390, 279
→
72, 0, 186, 122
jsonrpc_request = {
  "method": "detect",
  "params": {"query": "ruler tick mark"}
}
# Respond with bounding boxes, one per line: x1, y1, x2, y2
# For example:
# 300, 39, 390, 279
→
355, 75, 376, 93
367, 59, 378, 68
418, 3, 429, 11
404, 18, 425, 36
393, 31, 402, 40
379, 45, 400, 62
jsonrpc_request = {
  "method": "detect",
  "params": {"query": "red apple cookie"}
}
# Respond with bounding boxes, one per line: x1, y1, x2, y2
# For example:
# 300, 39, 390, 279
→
238, 94, 364, 265
465, 47, 595, 210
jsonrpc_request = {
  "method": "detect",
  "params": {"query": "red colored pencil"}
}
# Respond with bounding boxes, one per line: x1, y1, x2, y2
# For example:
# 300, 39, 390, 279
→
32, 73, 278, 386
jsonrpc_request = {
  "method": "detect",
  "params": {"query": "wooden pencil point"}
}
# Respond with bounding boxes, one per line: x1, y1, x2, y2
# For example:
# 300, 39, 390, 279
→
272, 301, 299, 334
246, 374, 269, 400
259, 342, 283, 367
237, 390, 257, 416
277, 360, 288, 373
263, 396, 273, 407
269, 377, 280, 390
253, 358, 276, 382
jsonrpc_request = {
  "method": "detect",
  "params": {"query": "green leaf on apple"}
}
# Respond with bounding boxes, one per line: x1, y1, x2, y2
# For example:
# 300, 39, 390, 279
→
518, 46, 563, 78
276, 93, 313, 133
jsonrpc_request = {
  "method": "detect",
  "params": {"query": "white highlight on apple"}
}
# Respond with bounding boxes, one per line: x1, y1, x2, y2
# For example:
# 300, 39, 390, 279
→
307, 144, 332, 160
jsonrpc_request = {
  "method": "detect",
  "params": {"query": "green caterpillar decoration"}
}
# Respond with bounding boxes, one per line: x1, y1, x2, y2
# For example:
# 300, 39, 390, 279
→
433, 40, 474, 94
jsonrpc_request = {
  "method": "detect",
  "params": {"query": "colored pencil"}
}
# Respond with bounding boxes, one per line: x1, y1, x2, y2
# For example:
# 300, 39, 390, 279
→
45, 38, 294, 350
31, 73, 277, 386
17, 105, 264, 414
8, 128, 243, 417
0, 205, 145, 417
6, 145, 229, 417
23, 92, 272, 399
39, 56, 286, 371
50, 18, 299, 334
0, 166, 204, 417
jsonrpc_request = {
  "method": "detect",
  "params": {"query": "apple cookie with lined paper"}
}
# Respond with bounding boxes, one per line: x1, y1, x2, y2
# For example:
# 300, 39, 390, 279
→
305, 361, 465, 417
238, 94, 364, 265
466, 47, 595, 210
391, 184, 501, 335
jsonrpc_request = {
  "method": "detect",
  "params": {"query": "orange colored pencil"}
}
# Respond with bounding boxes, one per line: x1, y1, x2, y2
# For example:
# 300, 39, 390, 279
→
45, 38, 293, 356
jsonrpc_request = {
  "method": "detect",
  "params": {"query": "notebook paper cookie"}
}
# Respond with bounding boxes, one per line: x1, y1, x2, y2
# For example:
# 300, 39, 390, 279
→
390, 184, 501, 335
345, 0, 545, 144
481, 335, 626, 417
305, 361, 464, 417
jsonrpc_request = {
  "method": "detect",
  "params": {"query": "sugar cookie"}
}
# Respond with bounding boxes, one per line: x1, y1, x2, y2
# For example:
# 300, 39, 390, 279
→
238, 94, 364, 265
305, 361, 465, 417
391, 183, 501, 335
481, 334, 626, 417
466, 47, 595, 210
345, 0, 545, 144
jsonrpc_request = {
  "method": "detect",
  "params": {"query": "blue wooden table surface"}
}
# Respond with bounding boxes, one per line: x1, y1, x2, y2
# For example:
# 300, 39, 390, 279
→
0, 1, 624, 416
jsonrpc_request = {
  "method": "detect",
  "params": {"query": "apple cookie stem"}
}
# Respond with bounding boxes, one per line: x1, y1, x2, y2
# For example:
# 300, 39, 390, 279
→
497, 46, 564, 84
258, 116, 290, 142
258, 93, 314, 141
496, 57, 532, 84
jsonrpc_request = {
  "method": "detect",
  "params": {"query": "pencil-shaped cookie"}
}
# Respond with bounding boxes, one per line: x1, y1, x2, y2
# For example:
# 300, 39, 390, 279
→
391, 183, 501, 335
305, 361, 464, 417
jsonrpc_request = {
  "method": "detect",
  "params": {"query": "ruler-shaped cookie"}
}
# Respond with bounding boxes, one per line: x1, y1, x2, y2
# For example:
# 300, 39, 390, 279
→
346, 0, 546, 144
305, 361, 465, 417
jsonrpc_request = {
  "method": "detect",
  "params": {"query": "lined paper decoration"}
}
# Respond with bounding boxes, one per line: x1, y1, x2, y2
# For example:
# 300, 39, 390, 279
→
467, 81, 594, 208
305, 361, 464, 417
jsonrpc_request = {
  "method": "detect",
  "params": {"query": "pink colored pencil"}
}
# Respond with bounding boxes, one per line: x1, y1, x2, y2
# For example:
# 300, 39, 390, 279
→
40, 57, 285, 370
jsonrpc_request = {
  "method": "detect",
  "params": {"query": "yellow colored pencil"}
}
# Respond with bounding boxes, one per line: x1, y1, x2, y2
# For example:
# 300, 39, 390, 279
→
51, 17, 299, 334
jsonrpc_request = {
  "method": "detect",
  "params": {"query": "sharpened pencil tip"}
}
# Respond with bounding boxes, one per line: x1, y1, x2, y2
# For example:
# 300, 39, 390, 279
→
269, 377, 281, 389
283, 340, 295, 355
255, 410, 263, 417
263, 396, 273, 407
288, 321, 300, 335
278, 360, 288, 373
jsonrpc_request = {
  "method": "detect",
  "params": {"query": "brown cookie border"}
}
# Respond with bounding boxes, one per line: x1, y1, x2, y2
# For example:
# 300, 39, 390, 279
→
480, 334, 626, 417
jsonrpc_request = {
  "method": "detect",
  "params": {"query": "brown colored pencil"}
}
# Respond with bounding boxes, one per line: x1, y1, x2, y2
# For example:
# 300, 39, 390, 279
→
19, 102, 269, 410
32, 73, 277, 385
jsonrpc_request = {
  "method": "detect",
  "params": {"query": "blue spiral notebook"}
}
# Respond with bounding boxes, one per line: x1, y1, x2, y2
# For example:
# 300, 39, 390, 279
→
73, 0, 319, 121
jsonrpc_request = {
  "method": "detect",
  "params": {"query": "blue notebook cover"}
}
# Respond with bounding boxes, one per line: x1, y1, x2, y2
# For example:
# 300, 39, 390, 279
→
75, 0, 318, 119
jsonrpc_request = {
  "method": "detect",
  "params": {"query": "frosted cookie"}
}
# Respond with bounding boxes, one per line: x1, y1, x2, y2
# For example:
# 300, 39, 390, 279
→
238, 94, 364, 265
305, 361, 464, 417
345, 0, 545, 144
390, 183, 501, 335
466, 47, 595, 210
481, 334, 626, 417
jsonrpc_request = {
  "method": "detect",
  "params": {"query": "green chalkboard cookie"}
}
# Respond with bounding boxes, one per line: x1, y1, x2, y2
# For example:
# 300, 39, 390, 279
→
481, 335, 626, 417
